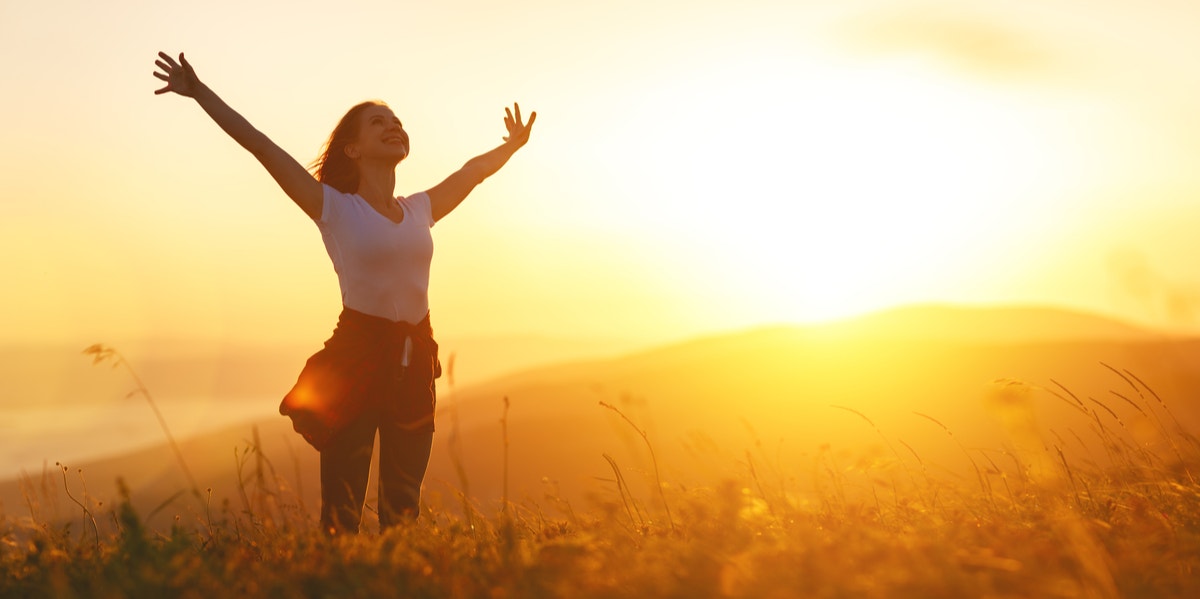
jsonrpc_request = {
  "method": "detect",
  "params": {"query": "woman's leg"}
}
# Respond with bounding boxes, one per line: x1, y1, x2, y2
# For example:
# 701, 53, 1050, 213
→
376, 426, 434, 527
319, 410, 378, 534
376, 335, 438, 528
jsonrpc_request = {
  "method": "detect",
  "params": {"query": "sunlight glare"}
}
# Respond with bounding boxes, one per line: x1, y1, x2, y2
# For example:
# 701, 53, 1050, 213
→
611, 54, 1087, 324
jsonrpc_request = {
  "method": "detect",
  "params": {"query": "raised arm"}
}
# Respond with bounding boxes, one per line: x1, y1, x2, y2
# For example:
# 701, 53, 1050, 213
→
153, 52, 323, 220
426, 103, 536, 222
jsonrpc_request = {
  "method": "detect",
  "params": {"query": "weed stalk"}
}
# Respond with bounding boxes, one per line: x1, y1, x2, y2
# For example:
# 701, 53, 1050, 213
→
600, 401, 674, 532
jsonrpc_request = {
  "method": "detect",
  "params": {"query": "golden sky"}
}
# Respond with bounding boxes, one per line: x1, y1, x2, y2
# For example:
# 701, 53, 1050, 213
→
3, 0, 1200, 350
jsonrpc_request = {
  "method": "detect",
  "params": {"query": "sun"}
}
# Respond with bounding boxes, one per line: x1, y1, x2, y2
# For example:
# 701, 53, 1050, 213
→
605, 52, 1090, 326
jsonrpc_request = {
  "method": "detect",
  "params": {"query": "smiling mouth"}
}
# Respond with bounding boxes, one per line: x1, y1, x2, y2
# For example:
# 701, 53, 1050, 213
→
385, 138, 409, 157
384, 138, 408, 156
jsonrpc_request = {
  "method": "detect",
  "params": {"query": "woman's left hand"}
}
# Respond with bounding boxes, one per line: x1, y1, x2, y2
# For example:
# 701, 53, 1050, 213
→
502, 103, 536, 148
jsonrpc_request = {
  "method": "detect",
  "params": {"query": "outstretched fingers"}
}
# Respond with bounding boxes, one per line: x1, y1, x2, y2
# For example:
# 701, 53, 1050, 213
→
154, 59, 173, 80
507, 102, 533, 127
153, 60, 171, 94
502, 102, 536, 145
153, 52, 177, 95
152, 51, 198, 97
155, 54, 176, 80
153, 71, 170, 94
157, 51, 180, 69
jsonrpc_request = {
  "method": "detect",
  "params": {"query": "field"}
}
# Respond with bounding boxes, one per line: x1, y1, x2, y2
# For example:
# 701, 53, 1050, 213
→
3, 384, 1199, 598
4, 310, 1200, 598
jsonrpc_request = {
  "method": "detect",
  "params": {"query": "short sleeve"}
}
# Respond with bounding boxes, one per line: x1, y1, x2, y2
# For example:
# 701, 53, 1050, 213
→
316, 184, 343, 225
401, 192, 435, 228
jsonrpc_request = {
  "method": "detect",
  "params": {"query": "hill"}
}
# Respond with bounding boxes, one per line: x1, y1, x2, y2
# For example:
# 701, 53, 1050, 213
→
3, 304, 1197, 528
0, 333, 639, 410
808, 303, 1166, 343
437, 306, 1197, 504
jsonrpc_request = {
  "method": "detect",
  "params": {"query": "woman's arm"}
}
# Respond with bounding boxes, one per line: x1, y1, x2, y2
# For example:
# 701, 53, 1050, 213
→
426, 103, 536, 222
154, 52, 323, 220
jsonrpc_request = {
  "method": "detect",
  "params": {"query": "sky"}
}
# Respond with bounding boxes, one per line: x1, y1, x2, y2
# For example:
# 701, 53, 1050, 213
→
4, 0, 1200, 354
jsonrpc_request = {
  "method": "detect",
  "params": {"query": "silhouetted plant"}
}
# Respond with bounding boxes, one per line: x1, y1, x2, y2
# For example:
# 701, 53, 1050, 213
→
82, 344, 201, 499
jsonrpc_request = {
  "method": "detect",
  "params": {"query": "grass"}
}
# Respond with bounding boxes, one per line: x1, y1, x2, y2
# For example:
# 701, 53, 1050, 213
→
2, 365, 1199, 597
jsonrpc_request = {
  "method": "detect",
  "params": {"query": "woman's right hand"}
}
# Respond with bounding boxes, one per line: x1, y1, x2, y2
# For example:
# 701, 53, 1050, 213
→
153, 52, 201, 97
150, 50, 323, 219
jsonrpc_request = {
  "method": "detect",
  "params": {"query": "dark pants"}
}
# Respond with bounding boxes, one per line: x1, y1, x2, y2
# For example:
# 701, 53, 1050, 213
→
296, 308, 439, 534
320, 406, 434, 534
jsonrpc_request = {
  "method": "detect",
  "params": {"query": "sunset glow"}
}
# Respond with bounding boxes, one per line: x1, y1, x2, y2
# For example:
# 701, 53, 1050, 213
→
5, 6, 1200, 593
2, 0, 1200, 346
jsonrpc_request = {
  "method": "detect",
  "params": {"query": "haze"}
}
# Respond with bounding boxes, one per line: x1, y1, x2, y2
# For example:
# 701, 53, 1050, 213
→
3, 1, 1200, 358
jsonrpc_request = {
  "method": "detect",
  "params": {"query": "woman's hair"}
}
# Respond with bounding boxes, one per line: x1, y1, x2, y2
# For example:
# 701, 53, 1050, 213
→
310, 100, 387, 194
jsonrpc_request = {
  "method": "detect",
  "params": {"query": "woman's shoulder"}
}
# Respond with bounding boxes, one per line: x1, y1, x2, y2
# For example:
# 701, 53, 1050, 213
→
317, 183, 361, 224
322, 183, 358, 200
399, 191, 433, 226
398, 190, 430, 205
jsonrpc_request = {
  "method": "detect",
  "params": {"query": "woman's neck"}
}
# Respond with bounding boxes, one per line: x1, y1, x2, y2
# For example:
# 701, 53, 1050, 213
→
355, 162, 397, 204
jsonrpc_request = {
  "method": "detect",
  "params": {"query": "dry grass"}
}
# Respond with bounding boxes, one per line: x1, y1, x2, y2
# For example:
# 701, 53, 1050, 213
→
2, 369, 1199, 598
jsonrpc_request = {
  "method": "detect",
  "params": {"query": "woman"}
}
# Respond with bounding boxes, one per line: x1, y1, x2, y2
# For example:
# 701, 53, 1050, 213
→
152, 52, 535, 534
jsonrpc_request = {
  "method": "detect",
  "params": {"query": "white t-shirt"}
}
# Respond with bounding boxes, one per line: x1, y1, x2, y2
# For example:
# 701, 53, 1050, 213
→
315, 184, 434, 324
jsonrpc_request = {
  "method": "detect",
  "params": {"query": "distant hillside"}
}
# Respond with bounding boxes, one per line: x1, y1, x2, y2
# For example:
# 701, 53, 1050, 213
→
439, 306, 1199, 504
0, 334, 643, 410
813, 304, 1165, 344
4, 304, 1198, 527
0, 342, 311, 409
457, 304, 1167, 399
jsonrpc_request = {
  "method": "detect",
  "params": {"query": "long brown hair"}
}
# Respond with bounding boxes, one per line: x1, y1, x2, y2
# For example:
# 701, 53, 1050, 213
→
310, 100, 386, 194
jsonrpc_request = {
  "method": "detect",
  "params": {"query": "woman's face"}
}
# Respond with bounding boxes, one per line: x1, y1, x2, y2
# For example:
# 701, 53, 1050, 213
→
349, 104, 409, 163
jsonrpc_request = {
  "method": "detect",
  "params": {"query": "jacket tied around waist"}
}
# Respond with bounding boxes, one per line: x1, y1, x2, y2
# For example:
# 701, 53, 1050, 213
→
279, 307, 441, 451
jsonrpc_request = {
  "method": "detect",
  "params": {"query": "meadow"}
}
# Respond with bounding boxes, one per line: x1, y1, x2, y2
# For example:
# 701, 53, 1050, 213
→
2, 373, 1199, 599
4, 310, 1200, 598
